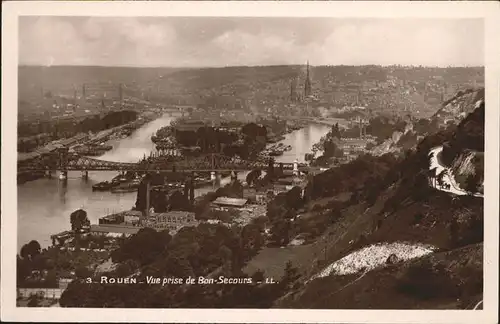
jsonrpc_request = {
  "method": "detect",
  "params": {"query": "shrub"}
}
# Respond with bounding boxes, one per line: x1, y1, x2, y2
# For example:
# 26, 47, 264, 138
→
396, 260, 458, 300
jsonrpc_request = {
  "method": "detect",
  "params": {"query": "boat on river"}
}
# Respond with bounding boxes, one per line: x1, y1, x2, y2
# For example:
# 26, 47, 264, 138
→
268, 135, 286, 143
110, 178, 142, 193
110, 187, 138, 193
111, 174, 132, 184
269, 150, 284, 157
92, 181, 118, 191
74, 143, 113, 156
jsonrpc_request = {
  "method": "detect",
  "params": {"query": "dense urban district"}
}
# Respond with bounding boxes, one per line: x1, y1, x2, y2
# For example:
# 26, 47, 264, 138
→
16, 64, 484, 309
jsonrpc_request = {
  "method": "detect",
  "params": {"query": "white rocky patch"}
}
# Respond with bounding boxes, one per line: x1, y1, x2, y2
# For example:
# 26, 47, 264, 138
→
310, 242, 436, 280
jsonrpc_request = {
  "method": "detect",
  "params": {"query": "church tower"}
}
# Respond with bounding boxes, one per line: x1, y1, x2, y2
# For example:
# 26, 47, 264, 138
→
290, 76, 298, 102
304, 60, 312, 98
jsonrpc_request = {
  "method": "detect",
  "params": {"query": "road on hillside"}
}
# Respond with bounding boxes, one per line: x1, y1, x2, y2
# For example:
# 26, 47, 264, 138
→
428, 146, 483, 198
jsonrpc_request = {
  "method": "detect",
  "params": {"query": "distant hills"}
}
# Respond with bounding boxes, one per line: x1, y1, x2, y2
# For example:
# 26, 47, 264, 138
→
19, 65, 484, 120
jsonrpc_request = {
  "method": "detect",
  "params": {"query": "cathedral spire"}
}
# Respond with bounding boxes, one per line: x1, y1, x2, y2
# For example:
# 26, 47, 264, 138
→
304, 60, 312, 97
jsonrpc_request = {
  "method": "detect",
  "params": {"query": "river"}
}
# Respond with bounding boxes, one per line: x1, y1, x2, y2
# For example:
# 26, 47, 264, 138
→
17, 114, 331, 249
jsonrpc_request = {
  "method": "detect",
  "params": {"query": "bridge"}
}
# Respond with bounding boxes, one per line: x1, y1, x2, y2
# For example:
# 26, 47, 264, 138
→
256, 113, 349, 129
18, 150, 307, 174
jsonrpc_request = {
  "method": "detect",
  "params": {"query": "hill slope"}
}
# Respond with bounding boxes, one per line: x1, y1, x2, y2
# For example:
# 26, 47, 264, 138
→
275, 89, 484, 309
56, 88, 484, 309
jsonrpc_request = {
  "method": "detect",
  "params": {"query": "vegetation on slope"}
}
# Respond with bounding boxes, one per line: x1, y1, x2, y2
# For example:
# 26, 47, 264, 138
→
55, 88, 484, 309
275, 90, 484, 309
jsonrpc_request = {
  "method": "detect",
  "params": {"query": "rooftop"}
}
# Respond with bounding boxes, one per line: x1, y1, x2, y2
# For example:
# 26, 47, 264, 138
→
90, 224, 140, 235
50, 230, 73, 239
340, 138, 370, 146
212, 197, 248, 207
152, 211, 195, 218
100, 210, 143, 219
18, 151, 41, 162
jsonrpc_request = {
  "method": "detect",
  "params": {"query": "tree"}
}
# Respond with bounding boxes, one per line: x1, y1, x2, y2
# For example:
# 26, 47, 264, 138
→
240, 223, 265, 258
282, 261, 300, 289
189, 177, 195, 203
17, 255, 32, 284
70, 209, 90, 233
27, 294, 41, 307
246, 169, 262, 187
75, 266, 92, 279
169, 190, 191, 211
267, 158, 275, 179
111, 227, 172, 265
330, 123, 341, 139
323, 138, 343, 158
20, 240, 41, 260
285, 186, 303, 210
269, 218, 291, 246
242, 123, 267, 140
465, 174, 479, 194
252, 269, 265, 283
20, 244, 30, 260
429, 167, 438, 187
436, 171, 446, 188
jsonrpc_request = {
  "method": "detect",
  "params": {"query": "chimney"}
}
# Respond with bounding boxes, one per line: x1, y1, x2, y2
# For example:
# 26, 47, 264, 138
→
189, 176, 195, 204
145, 180, 150, 219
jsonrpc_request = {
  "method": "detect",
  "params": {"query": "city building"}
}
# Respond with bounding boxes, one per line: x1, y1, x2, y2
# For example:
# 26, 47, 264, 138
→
212, 197, 248, 208
255, 193, 268, 205
50, 230, 74, 245
243, 188, 257, 202
154, 211, 196, 224
144, 211, 198, 234
304, 61, 312, 98
98, 214, 124, 225
273, 184, 289, 195
339, 138, 371, 153
173, 120, 208, 132
89, 224, 140, 237
17, 287, 64, 300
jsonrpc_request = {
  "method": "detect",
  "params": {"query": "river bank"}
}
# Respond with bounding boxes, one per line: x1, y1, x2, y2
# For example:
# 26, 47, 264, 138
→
17, 110, 163, 185
17, 114, 330, 250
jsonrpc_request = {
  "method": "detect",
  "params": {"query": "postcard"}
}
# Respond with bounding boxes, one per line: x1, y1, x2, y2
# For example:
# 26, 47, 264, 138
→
1, 1, 499, 323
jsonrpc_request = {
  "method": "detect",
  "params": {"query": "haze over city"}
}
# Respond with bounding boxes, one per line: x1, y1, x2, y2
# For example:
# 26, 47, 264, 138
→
19, 17, 484, 68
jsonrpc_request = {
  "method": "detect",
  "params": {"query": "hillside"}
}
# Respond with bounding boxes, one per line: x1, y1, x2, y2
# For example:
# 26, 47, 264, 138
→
432, 87, 484, 127
56, 88, 484, 309
369, 88, 484, 158
440, 89, 485, 193
278, 243, 483, 309
274, 90, 484, 309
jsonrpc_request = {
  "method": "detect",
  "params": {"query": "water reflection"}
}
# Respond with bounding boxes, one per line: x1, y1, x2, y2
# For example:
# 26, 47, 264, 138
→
58, 179, 68, 204
17, 116, 330, 249
275, 123, 330, 163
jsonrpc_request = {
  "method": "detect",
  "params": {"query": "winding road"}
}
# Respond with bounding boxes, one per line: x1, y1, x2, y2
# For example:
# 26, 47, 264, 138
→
428, 146, 483, 198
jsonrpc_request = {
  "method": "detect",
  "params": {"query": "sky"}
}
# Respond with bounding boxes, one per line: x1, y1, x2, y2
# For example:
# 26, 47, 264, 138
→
19, 17, 484, 67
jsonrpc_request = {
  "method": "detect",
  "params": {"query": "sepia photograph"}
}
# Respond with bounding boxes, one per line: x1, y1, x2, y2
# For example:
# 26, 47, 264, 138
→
2, 1, 499, 323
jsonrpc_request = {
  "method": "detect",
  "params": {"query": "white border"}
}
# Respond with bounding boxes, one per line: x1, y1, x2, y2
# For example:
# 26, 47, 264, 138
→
2, 1, 499, 323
